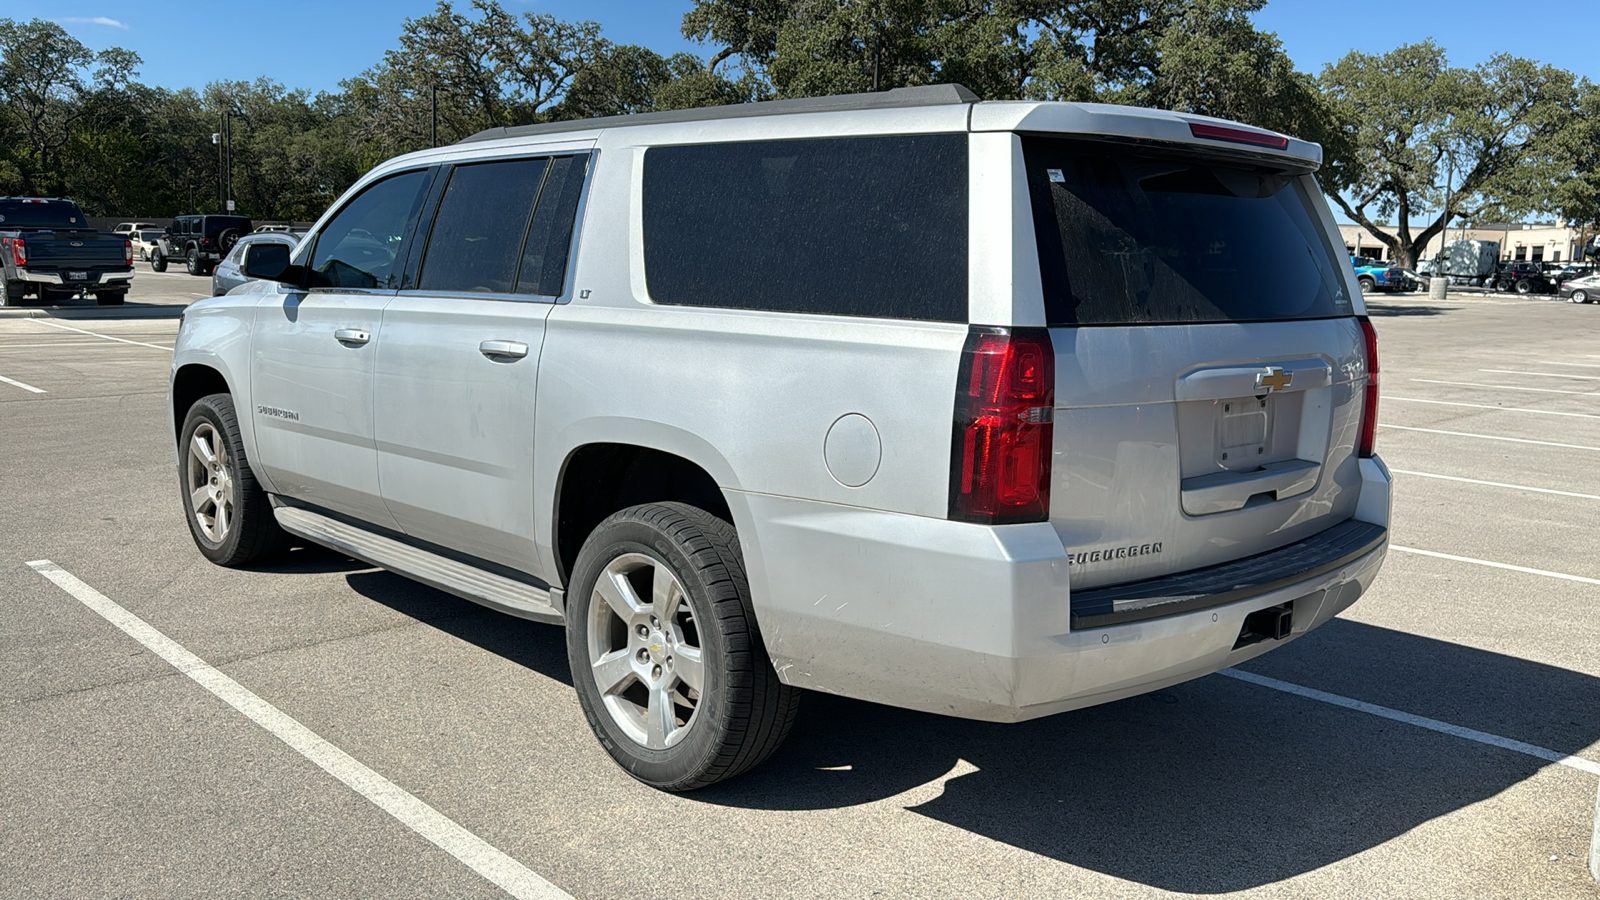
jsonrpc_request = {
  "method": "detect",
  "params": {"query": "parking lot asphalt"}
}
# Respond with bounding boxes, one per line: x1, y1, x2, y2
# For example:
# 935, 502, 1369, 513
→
2, 270, 1597, 899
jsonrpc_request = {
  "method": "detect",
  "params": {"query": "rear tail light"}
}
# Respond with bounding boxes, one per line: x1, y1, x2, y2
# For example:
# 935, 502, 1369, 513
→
8, 237, 24, 266
124, 240, 133, 266
1358, 316, 1380, 458
950, 327, 1055, 524
201, 237, 211, 248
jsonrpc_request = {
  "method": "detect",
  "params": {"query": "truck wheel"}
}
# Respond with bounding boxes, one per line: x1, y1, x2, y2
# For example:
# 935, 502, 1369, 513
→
186, 247, 203, 276
1357, 276, 1374, 294
151, 250, 168, 272
178, 393, 291, 566
1, 280, 23, 306
94, 290, 126, 306
1515, 278, 1532, 294
566, 502, 799, 791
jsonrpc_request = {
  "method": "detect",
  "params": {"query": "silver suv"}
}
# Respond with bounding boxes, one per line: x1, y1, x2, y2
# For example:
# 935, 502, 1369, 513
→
170, 85, 1391, 790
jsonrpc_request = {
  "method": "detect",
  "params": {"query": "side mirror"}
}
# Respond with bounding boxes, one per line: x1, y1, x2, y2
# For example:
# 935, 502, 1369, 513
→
242, 243, 307, 288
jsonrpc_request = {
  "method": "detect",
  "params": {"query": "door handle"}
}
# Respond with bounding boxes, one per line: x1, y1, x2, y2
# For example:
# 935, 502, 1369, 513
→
334, 328, 370, 345
479, 340, 529, 360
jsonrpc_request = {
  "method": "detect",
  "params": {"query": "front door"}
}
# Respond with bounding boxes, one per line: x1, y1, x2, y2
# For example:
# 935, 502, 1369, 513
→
374, 152, 590, 574
250, 167, 434, 529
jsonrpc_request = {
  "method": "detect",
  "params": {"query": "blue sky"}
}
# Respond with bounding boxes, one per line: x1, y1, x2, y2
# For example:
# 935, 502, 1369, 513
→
20, 0, 1596, 96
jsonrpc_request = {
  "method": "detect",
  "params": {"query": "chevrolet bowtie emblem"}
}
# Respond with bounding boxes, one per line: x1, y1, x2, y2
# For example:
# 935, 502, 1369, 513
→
1256, 367, 1292, 393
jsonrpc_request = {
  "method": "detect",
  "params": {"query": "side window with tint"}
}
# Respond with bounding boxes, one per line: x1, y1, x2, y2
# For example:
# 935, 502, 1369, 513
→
641, 136, 967, 321
309, 170, 431, 290
516, 154, 589, 297
418, 158, 550, 294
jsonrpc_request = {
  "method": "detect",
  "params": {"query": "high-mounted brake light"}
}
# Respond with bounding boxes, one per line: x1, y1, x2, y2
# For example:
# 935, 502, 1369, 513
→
1188, 122, 1291, 151
949, 327, 1055, 525
8, 237, 24, 267
1358, 316, 1380, 458
124, 239, 133, 266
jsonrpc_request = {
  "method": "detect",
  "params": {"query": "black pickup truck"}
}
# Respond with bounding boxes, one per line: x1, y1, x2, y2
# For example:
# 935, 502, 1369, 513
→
0, 198, 134, 306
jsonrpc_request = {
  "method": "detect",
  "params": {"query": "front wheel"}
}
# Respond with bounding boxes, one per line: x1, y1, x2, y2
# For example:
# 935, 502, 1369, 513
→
566, 502, 799, 791
179, 393, 291, 566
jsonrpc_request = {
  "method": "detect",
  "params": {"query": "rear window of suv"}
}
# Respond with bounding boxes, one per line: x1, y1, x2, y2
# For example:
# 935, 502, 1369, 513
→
1023, 137, 1352, 326
642, 134, 968, 322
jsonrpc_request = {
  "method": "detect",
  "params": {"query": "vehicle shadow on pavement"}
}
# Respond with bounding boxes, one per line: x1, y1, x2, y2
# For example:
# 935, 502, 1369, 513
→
1362, 303, 1454, 317
1, 301, 186, 320
691, 619, 1600, 893
343, 569, 574, 688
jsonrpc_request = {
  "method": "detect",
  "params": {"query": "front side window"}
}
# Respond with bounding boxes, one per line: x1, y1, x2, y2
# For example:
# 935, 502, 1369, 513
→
309, 169, 431, 290
641, 135, 968, 322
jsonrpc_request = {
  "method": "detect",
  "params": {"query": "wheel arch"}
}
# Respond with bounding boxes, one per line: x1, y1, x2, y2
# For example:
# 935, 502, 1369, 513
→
549, 429, 740, 588
171, 363, 232, 446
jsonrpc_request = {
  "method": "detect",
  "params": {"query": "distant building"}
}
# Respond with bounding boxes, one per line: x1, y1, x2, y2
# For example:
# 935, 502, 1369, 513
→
1336, 221, 1591, 264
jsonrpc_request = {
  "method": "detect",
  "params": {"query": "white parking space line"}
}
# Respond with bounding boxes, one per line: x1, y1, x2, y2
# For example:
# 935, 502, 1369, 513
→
0, 374, 46, 393
0, 341, 138, 349
1379, 424, 1600, 452
1389, 546, 1600, 587
25, 560, 572, 900
1390, 469, 1600, 500
1551, 361, 1600, 369
1385, 397, 1600, 420
1411, 379, 1600, 398
1482, 369, 1600, 381
30, 320, 174, 352
1221, 669, 1600, 777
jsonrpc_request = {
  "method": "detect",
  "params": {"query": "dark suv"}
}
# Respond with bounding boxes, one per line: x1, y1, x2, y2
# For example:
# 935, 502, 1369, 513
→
1492, 261, 1553, 295
152, 214, 253, 276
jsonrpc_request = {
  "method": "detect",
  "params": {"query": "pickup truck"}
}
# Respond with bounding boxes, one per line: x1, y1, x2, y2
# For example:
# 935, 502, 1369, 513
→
0, 198, 133, 306
1349, 256, 1411, 293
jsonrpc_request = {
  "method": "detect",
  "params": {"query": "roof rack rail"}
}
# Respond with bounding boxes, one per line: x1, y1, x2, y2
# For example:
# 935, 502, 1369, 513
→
459, 83, 980, 145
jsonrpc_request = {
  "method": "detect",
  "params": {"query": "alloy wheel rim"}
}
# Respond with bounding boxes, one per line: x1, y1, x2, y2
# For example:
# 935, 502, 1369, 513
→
586, 552, 704, 750
186, 422, 235, 543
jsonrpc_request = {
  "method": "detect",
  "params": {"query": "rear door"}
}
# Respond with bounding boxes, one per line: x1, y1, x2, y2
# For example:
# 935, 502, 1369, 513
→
373, 151, 591, 574
1019, 136, 1368, 590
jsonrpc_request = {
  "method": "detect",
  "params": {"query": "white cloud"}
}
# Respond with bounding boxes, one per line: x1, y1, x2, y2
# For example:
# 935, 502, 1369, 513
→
57, 16, 131, 30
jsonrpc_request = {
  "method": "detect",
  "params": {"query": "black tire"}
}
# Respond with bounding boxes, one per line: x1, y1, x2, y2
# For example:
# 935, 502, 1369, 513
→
185, 246, 203, 276
178, 393, 291, 566
151, 250, 168, 272
1, 279, 23, 306
1357, 276, 1374, 294
566, 502, 799, 791
217, 228, 241, 253
94, 290, 125, 306
1515, 278, 1532, 295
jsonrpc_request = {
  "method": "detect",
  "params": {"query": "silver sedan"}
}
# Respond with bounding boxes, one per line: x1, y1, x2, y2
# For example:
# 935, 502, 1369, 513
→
211, 232, 300, 296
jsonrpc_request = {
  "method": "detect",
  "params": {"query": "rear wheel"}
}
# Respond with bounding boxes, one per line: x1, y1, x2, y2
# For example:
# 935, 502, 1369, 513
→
1515, 278, 1532, 294
179, 393, 291, 566
1, 279, 24, 306
566, 502, 799, 791
1357, 276, 1374, 294
151, 250, 168, 272
1572, 290, 1589, 304
185, 247, 203, 276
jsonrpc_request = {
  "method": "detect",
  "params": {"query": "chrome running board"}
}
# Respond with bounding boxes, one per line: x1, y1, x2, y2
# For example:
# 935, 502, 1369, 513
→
273, 505, 563, 625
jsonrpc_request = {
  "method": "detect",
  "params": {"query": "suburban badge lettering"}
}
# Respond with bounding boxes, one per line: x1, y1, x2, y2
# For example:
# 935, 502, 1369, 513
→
1067, 542, 1162, 565
257, 405, 300, 422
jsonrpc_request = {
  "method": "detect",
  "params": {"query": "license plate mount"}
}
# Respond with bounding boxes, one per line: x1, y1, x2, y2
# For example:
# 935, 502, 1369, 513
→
66, 270, 88, 281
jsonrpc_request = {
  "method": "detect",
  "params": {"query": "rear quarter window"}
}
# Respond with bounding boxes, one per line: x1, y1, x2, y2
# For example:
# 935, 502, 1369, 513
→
641, 134, 968, 322
1024, 137, 1352, 325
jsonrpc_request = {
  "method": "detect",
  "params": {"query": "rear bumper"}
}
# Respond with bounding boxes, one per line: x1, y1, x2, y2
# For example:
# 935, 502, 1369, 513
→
727, 456, 1392, 722
23, 269, 133, 286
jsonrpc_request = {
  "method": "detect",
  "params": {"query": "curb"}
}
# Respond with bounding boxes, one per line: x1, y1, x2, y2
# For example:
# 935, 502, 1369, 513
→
0, 304, 186, 320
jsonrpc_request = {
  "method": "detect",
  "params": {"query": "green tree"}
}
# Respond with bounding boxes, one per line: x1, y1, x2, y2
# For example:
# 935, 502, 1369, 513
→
1319, 42, 1580, 267
0, 18, 141, 195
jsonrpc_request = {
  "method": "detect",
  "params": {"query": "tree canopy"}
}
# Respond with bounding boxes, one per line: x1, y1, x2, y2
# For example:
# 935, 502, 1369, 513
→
0, 1, 1588, 235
